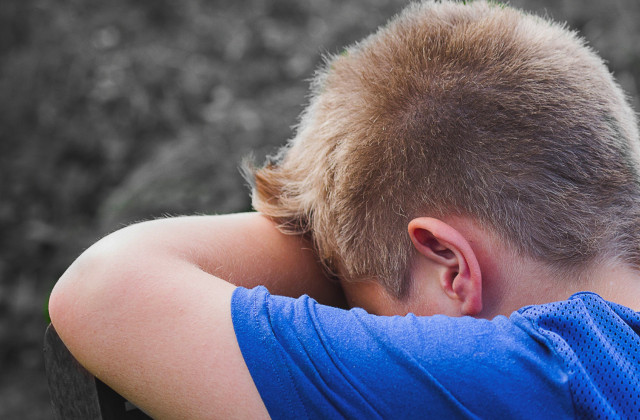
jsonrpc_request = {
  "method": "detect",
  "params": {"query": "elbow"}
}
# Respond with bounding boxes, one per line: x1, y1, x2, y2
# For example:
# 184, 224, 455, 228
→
48, 248, 96, 338
48, 224, 148, 353
49, 239, 115, 348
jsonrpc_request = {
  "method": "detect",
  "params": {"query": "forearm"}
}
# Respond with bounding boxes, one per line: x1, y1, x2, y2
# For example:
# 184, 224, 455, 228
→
186, 212, 345, 305
59, 212, 342, 300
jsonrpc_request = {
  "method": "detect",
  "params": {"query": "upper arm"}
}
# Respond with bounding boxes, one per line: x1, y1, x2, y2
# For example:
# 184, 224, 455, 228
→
53, 262, 267, 419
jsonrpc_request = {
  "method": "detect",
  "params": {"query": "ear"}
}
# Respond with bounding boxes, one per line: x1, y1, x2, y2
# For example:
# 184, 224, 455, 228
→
408, 217, 483, 316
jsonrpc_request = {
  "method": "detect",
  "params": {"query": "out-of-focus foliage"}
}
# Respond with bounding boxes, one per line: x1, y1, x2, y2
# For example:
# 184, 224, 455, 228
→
0, 0, 638, 417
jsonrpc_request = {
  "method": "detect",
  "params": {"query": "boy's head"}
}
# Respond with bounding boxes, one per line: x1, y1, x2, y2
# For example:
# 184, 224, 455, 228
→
247, 0, 640, 298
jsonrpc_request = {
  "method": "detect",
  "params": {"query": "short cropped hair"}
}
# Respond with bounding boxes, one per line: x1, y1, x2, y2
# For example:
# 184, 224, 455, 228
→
246, 0, 640, 297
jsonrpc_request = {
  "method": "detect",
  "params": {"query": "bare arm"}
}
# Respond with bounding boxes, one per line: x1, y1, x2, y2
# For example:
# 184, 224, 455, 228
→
48, 212, 345, 419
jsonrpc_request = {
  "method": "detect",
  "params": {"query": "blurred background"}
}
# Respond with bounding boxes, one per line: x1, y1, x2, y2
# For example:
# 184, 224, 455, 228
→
1, 0, 638, 417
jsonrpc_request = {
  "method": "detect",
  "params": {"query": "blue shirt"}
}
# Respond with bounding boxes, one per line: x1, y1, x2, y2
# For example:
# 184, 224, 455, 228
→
231, 287, 640, 419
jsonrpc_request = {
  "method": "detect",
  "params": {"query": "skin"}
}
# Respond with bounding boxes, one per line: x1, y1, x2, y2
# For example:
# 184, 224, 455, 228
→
48, 212, 640, 418
49, 213, 343, 419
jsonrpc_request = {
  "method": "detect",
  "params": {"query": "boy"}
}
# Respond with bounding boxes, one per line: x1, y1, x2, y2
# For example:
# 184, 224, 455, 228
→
50, 1, 640, 418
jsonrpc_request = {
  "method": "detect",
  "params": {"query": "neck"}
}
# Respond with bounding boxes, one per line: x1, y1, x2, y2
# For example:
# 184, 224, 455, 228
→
491, 257, 640, 317
577, 260, 640, 311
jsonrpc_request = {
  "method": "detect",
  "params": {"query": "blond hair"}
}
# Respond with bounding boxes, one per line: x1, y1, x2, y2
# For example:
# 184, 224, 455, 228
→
245, 0, 640, 297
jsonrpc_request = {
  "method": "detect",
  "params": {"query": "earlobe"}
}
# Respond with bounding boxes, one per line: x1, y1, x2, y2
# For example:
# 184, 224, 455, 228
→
408, 217, 483, 316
